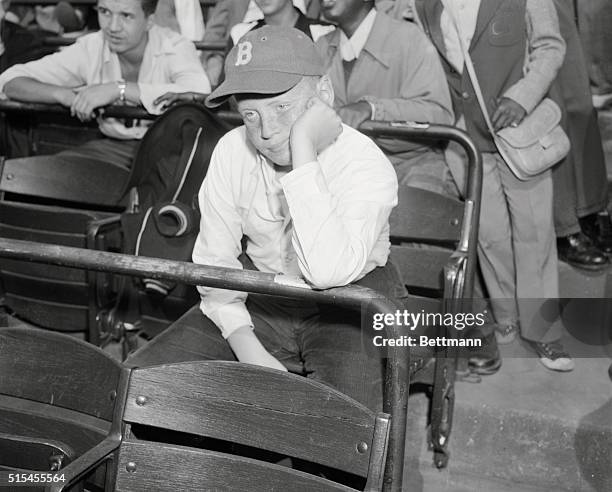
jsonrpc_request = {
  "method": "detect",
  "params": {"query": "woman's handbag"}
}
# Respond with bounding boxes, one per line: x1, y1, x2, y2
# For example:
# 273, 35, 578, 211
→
493, 98, 570, 180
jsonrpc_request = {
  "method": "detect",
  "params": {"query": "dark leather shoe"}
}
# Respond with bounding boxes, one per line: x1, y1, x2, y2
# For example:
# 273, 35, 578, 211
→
466, 330, 502, 376
557, 232, 608, 270
580, 212, 612, 255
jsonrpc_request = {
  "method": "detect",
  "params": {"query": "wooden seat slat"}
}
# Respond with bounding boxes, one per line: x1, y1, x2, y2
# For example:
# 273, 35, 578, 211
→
0, 328, 122, 421
390, 187, 463, 244
116, 441, 356, 492
0, 156, 127, 207
124, 361, 379, 477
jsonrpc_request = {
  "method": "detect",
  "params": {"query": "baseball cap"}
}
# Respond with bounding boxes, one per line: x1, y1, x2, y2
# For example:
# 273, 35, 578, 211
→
205, 26, 326, 108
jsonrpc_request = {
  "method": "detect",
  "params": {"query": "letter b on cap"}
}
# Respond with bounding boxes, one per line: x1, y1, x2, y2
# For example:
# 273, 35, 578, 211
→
235, 41, 253, 66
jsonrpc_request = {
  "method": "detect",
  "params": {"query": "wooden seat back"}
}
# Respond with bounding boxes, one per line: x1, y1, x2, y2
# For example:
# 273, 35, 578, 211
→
0, 327, 123, 420
0, 153, 127, 208
0, 327, 128, 484
0, 202, 117, 336
389, 186, 465, 294
116, 361, 390, 491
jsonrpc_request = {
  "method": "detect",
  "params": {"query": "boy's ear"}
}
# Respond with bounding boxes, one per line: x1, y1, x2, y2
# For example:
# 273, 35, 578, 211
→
316, 75, 335, 106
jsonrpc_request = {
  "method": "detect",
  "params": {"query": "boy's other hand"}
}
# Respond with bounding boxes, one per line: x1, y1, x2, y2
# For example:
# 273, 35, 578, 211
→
227, 326, 288, 372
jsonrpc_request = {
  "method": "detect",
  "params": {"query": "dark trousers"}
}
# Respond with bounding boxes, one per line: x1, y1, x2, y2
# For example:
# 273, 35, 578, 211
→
126, 262, 408, 412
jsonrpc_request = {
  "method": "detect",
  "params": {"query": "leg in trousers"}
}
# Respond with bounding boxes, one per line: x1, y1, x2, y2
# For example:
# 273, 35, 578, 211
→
446, 146, 519, 328
497, 158, 562, 343
125, 294, 307, 369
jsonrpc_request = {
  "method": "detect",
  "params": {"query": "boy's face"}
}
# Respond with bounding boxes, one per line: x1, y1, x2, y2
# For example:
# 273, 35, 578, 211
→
237, 78, 317, 167
97, 0, 152, 55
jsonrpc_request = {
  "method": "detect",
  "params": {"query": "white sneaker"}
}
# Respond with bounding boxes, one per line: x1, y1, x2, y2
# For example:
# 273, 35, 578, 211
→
528, 341, 575, 372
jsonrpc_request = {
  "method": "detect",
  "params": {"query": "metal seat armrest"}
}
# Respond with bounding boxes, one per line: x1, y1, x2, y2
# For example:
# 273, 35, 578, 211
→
45, 433, 120, 492
86, 215, 122, 251
443, 252, 467, 310
86, 215, 123, 345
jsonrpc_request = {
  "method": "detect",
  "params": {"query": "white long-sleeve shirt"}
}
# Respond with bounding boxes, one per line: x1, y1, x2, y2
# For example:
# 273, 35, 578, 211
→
193, 124, 398, 339
0, 25, 210, 139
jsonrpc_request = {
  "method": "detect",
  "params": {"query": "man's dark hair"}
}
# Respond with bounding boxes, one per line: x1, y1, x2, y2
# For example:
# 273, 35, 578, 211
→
141, 0, 159, 16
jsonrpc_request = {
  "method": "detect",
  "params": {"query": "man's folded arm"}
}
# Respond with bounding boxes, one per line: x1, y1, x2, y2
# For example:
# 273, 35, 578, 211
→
0, 42, 88, 100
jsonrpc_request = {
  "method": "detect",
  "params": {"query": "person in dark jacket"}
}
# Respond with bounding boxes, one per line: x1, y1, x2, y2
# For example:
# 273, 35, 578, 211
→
552, 0, 612, 270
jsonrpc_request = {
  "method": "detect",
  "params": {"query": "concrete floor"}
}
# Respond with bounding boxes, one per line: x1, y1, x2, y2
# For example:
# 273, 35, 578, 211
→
405, 333, 612, 491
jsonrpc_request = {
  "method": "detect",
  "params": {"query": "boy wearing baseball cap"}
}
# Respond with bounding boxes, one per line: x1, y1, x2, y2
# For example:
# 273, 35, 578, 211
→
127, 26, 405, 411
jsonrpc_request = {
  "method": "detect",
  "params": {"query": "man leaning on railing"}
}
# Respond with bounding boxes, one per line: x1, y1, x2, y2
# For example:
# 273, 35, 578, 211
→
0, 0, 209, 201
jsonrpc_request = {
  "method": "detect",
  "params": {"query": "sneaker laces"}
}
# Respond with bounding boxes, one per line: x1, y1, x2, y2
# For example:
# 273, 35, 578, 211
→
498, 324, 518, 336
534, 341, 570, 360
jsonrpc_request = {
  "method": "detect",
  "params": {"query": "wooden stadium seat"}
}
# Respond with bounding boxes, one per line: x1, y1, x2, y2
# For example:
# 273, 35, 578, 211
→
0, 202, 119, 342
0, 327, 129, 489
0, 148, 128, 208
0, 155, 121, 343
0, 103, 229, 348
390, 187, 467, 293
53, 360, 390, 492
389, 185, 479, 468
3, 108, 102, 160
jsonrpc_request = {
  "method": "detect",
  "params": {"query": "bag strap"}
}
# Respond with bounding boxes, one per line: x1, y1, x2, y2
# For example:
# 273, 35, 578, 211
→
445, 7, 497, 136
445, 6, 520, 167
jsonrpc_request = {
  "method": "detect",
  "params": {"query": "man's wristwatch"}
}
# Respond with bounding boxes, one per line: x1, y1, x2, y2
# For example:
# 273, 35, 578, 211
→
117, 80, 127, 104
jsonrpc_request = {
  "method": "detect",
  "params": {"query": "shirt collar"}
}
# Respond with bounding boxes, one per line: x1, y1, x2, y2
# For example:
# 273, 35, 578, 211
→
339, 8, 377, 62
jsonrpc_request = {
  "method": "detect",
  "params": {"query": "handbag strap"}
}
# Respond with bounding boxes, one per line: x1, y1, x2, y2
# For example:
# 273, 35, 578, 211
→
445, 7, 497, 136
445, 6, 520, 166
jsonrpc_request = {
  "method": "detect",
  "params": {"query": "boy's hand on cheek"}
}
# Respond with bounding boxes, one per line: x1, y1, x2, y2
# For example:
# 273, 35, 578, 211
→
290, 97, 343, 169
